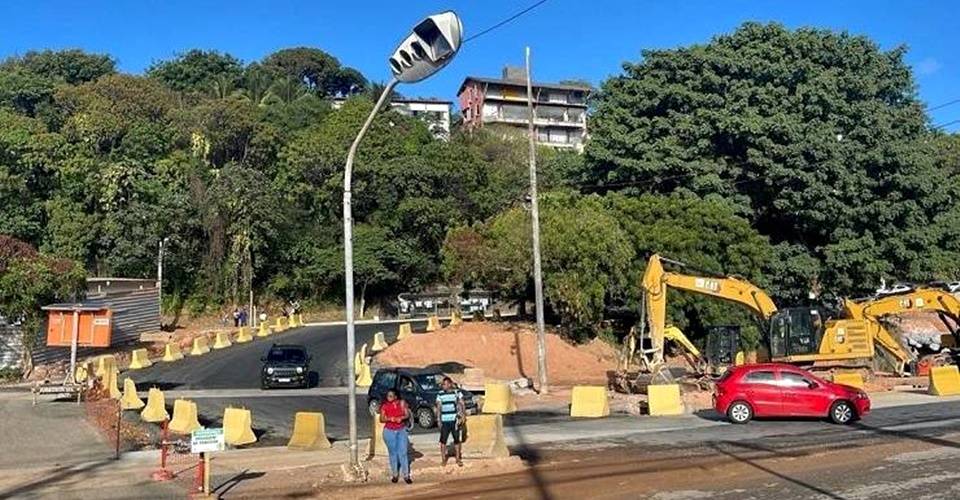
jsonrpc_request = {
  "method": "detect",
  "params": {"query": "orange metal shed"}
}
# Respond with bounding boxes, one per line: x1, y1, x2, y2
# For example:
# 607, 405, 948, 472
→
43, 305, 113, 348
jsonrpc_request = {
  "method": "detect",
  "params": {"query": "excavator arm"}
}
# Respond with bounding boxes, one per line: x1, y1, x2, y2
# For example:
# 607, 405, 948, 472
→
639, 254, 777, 370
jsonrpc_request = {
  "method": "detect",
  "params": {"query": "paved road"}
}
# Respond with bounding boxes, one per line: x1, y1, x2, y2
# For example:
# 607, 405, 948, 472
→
131, 319, 431, 390
408, 400, 960, 499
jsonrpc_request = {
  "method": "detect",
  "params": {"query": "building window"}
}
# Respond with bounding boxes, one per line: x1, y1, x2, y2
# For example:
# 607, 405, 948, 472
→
502, 104, 526, 121
483, 103, 499, 119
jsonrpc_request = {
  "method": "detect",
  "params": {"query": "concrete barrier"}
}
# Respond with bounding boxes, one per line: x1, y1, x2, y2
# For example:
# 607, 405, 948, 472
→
274, 317, 288, 333
426, 315, 441, 332
235, 327, 253, 343
463, 414, 509, 458
367, 420, 389, 457
832, 372, 865, 389
257, 322, 271, 338
128, 348, 153, 370
397, 323, 412, 341
370, 332, 389, 352
449, 310, 463, 326
647, 384, 684, 416
162, 343, 184, 362
223, 407, 257, 446
929, 365, 960, 396
190, 336, 210, 356
287, 412, 332, 450
570, 386, 610, 418
94, 355, 118, 378
103, 368, 121, 399
355, 362, 373, 387
212, 331, 233, 350
74, 361, 93, 384
140, 388, 169, 423
481, 383, 517, 414
168, 399, 202, 434
120, 378, 145, 410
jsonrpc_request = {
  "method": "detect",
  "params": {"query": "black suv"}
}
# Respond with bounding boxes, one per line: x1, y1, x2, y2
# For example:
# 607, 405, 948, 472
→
260, 344, 311, 389
367, 367, 478, 428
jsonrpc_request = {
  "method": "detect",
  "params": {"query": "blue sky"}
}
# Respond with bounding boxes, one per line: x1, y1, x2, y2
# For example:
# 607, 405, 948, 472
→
2, 1, 958, 130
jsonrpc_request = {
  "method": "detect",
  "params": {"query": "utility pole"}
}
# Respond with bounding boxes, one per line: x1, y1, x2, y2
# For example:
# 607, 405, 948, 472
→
525, 46, 548, 395
157, 237, 169, 326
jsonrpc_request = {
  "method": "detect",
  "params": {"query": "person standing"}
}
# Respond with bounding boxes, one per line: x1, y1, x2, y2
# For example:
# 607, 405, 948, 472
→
435, 376, 465, 466
379, 389, 412, 484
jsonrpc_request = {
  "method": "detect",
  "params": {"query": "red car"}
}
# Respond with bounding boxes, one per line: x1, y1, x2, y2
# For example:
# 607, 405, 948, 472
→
713, 363, 870, 425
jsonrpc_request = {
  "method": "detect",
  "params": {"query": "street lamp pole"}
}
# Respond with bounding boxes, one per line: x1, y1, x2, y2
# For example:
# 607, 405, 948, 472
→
343, 77, 399, 468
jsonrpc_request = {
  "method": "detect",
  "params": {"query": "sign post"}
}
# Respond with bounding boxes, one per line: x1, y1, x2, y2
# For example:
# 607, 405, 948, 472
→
191, 428, 224, 497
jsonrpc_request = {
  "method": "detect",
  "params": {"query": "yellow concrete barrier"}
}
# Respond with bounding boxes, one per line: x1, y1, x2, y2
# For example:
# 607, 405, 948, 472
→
397, 323, 412, 341
647, 384, 684, 416
929, 365, 960, 396
289, 315, 300, 328
103, 368, 122, 399
128, 348, 153, 370
481, 383, 516, 414
95, 355, 117, 378
274, 317, 287, 333
450, 310, 463, 326
168, 399, 202, 434
140, 388, 169, 423
120, 378, 145, 410
463, 414, 509, 458
367, 420, 389, 457
257, 322, 271, 337
734, 351, 745, 366
570, 386, 610, 418
223, 407, 257, 446
832, 372, 865, 389
212, 331, 232, 350
286, 412, 332, 450
75, 360, 93, 384
298, 314, 304, 326
162, 343, 184, 362
235, 327, 253, 344
370, 332, 389, 352
355, 362, 373, 387
426, 315, 441, 332
190, 336, 210, 356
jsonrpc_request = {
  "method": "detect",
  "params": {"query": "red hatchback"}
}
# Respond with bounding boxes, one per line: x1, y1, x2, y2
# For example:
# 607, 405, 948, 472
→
713, 363, 870, 425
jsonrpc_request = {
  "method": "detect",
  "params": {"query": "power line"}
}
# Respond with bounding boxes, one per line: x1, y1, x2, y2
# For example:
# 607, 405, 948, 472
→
463, 0, 549, 44
933, 118, 960, 130
929, 98, 960, 112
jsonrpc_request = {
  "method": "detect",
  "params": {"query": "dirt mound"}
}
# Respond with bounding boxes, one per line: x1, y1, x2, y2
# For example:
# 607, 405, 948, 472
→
376, 322, 617, 385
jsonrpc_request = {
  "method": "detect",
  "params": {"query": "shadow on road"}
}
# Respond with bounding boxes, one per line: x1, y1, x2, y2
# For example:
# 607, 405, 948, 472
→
852, 420, 960, 450
0, 458, 116, 498
214, 468, 266, 496
507, 421, 553, 500
709, 441, 847, 499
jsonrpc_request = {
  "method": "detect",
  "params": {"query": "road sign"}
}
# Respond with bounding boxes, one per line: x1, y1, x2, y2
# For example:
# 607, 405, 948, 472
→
191, 427, 225, 454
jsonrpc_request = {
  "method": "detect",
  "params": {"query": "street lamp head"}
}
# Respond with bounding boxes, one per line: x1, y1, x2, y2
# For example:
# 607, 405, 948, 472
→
389, 11, 463, 83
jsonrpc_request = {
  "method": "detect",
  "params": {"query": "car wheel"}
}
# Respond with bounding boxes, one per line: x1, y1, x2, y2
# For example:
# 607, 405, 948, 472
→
368, 399, 381, 417
416, 407, 436, 429
830, 400, 856, 425
261, 382, 269, 390
727, 401, 753, 424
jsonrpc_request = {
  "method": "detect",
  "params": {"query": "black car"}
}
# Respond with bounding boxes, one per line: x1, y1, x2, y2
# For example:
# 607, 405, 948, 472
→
260, 344, 311, 389
367, 367, 478, 428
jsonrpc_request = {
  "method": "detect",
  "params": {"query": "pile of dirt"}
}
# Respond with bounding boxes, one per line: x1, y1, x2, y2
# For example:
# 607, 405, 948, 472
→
376, 322, 617, 385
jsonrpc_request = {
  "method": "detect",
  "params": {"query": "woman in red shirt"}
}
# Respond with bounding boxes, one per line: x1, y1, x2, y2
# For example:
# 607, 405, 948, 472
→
379, 389, 412, 483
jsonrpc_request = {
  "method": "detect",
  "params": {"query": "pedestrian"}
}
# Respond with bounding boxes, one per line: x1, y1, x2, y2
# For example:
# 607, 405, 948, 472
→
435, 376, 465, 467
232, 308, 240, 328
379, 389, 412, 484
238, 308, 248, 327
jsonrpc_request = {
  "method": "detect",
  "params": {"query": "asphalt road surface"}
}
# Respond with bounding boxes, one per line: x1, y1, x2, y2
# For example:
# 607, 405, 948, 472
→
131, 319, 431, 390
407, 400, 960, 499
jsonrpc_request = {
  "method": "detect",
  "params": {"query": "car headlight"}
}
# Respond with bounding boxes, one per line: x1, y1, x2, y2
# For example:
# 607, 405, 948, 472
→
266, 367, 274, 375
296, 367, 303, 374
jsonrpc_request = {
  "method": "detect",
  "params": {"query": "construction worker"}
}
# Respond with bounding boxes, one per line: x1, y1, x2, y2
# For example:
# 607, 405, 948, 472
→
435, 376, 465, 467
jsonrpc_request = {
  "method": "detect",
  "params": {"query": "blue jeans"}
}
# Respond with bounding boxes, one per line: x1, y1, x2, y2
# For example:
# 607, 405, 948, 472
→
383, 427, 410, 477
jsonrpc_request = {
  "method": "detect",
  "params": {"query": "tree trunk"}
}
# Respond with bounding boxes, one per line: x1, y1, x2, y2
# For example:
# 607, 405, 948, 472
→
359, 282, 368, 319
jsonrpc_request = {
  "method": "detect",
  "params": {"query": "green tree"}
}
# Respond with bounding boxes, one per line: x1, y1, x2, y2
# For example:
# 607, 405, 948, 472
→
262, 47, 366, 96
146, 49, 244, 94
584, 22, 952, 296
1, 49, 115, 84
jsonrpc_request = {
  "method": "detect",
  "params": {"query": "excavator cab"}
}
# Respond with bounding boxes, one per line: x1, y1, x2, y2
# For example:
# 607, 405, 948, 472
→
768, 307, 826, 358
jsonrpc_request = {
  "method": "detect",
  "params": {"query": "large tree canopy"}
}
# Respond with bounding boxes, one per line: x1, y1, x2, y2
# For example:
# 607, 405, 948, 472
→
582, 22, 958, 298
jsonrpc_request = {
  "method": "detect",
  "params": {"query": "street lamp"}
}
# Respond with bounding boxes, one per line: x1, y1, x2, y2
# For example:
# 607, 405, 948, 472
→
342, 11, 463, 470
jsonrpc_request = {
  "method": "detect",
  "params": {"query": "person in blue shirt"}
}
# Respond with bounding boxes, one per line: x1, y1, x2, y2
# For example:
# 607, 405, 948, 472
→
434, 376, 465, 466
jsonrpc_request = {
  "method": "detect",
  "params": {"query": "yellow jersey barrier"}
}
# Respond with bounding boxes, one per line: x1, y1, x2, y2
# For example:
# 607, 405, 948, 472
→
397, 323, 412, 340
287, 412, 332, 450
223, 407, 257, 446
426, 315, 441, 332
212, 331, 232, 350
169, 399, 202, 435
463, 414, 509, 458
929, 365, 960, 396
235, 327, 253, 343
370, 332, 389, 352
647, 384, 684, 416
481, 383, 517, 414
190, 336, 210, 356
140, 388, 169, 423
120, 378, 145, 410
162, 343, 184, 362
570, 386, 610, 418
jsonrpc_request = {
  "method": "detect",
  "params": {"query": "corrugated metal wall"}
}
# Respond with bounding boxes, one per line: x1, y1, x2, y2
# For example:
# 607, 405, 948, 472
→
0, 278, 160, 368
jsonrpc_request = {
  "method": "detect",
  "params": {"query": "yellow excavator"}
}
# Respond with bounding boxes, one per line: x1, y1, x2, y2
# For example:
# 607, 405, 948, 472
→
843, 288, 960, 368
631, 254, 913, 379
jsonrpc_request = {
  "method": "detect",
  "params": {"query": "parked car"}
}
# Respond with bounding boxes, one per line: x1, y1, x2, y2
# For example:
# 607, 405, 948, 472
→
367, 367, 478, 428
713, 363, 870, 425
260, 344, 311, 389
